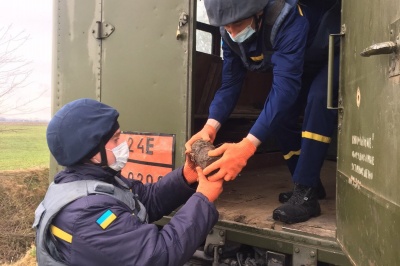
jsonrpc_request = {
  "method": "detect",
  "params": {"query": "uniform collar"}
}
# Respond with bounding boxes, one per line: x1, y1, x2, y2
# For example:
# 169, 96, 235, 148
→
54, 163, 117, 184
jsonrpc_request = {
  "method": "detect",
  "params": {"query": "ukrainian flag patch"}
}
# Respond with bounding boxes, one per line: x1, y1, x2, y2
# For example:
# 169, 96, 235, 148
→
96, 210, 117, 229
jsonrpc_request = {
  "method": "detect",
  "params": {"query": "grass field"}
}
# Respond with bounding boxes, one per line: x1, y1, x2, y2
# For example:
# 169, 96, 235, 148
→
0, 122, 49, 264
0, 122, 49, 171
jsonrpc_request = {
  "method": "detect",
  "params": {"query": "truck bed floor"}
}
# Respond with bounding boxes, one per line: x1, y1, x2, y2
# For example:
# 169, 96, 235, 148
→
215, 156, 336, 240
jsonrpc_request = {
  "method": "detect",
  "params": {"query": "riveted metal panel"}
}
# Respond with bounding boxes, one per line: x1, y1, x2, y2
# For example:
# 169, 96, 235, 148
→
52, 0, 101, 109
338, 0, 400, 264
51, 0, 102, 177
100, 0, 193, 165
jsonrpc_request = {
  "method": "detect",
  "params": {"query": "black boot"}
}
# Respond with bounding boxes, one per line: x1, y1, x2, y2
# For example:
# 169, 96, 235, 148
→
273, 184, 321, 224
278, 179, 326, 203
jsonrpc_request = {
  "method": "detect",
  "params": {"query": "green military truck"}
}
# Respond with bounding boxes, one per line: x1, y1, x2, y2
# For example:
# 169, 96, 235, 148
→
51, 0, 400, 265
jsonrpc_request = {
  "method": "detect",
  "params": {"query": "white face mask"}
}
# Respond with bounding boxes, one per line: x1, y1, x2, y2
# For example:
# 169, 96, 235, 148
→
227, 18, 256, 43
106, 141, 129, 171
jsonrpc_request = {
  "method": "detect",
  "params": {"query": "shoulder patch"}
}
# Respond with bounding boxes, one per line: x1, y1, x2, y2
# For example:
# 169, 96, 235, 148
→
96, 209, 117, 229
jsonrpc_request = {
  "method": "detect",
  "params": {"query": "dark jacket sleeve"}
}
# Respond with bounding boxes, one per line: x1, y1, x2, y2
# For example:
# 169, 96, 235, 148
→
249, 9, 309, 142
129, 166, 197, 223
208, 40, 247, 124
57, 192, 218, 266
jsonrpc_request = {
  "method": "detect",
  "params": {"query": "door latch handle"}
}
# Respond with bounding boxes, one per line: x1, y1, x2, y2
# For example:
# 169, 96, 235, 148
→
360, 20, 400, 78
360, 41, 399, 57
176, 12, 189, 40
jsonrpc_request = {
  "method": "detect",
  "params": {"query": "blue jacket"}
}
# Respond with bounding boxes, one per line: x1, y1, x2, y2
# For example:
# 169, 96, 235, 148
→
50, 164, 218, 266
208, 2, 339, 142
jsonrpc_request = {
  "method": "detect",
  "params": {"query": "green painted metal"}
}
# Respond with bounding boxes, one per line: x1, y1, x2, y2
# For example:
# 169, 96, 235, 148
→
338, 0, 400, 264
99, 0, 193, 167
52, 0, 101, 106
50, 0, 102, 178
51, 0, 193, 178
337, 173, 400, 265
156, 216, 351, 265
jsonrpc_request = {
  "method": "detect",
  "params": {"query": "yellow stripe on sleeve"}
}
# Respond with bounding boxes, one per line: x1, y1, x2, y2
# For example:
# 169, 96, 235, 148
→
297, 5, 304, 16
250, 54, 264, 61
51, 225, 72, 243
302, 131, 331, 143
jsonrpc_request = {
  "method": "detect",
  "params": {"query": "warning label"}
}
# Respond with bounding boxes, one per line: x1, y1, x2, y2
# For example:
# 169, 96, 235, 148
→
120, 132, 175, 184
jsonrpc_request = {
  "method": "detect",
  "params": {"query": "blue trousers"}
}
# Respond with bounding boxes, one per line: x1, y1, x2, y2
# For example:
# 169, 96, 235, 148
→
274, 55, 340, 187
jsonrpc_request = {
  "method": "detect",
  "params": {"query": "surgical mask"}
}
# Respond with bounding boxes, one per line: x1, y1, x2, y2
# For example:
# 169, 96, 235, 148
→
227, 18, 256, 43
106, 141, 129, 171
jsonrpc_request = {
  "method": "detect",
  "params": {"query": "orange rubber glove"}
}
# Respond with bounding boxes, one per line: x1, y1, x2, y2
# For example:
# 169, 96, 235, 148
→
185, 124, 217, 152
196, 167, 224, 202
204, 138, 256, 182
183, 154, 198, 184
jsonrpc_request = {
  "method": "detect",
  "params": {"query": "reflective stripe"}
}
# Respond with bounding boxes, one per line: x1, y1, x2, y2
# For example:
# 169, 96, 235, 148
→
51, 225, 72, 243
283, 149, 301, 160
250, 54, 264, 61
302, 131, 331, 143
297, 5, 303, 16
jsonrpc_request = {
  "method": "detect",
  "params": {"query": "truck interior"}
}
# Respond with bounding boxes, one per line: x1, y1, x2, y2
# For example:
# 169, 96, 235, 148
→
193, 4, 338, 241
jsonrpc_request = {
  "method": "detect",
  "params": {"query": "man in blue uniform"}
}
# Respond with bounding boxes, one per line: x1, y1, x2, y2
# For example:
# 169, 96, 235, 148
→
185, 0, 340, 224
33, 98, 224, 266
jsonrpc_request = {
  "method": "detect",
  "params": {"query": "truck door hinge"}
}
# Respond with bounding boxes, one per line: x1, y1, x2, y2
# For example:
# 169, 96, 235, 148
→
92, 21, 115, 39
204, 228, 226, 265
293, 245, 317, 266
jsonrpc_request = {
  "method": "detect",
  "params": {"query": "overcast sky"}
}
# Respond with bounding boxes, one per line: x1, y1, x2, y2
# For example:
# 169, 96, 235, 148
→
0, 1, 210, 121
0, 0, 52, 120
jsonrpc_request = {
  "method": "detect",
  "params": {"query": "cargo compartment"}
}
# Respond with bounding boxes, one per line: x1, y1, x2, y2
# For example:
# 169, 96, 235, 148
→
193, 50, 337, 240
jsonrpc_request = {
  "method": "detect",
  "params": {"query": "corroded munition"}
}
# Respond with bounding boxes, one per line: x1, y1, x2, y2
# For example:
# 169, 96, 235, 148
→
190, 139, 220, 169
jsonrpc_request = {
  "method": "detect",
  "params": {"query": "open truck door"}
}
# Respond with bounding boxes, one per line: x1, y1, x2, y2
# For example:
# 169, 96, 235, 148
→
51, 0, 193, 176
337, 0, 400, 264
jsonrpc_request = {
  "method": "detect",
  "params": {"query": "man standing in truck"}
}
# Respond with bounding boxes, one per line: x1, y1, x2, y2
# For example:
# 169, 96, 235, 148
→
185, 0, 340, 224
34, 98, 224, 266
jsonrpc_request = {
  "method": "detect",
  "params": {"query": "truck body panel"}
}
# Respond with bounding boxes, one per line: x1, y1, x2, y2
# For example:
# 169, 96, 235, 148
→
51, 0, 192, 177
337, 0, 400, 264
